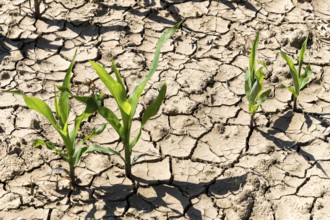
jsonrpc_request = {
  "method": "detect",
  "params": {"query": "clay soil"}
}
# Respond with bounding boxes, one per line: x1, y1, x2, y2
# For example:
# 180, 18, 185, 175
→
1, 0, 330, 219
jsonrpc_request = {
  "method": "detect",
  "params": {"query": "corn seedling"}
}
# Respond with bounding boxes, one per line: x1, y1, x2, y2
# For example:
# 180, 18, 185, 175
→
245, 32, 271, 129
5, 52, 112, 186
280, 36, 311, 112
83, 20, 183, 178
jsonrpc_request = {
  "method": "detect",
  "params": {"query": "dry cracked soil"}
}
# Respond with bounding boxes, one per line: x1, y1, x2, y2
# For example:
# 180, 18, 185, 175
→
1, 0, 330, 219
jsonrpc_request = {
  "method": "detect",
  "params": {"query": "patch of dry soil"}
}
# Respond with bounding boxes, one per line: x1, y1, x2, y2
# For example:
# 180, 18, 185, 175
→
1, 0, 330, 219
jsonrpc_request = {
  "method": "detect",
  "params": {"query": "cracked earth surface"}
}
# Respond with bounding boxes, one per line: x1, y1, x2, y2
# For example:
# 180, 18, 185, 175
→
0, 0, 330, 219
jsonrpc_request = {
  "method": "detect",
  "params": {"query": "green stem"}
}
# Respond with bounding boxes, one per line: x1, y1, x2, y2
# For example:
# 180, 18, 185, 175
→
69, 162, 76, 187
124, 144, 132, 179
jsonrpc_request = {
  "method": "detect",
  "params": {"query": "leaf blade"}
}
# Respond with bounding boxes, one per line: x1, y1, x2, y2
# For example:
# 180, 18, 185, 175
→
90, 60, 131, 115
57, 50, 77, 127
128, 20, 183, 121
280, 50, 300, 95
298, 36, 308, 76
23, 96, 61, 132
141, 83, 167, 126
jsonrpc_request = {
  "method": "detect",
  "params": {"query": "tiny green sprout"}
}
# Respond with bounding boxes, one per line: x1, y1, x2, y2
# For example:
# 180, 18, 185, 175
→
84, 20, 184, 178
280, 36, 311, 112
4, 52, 112, 187
245, 32, 271, 129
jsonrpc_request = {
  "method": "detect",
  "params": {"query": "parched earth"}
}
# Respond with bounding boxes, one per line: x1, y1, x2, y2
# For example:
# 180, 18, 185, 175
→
0, 0, 330, 219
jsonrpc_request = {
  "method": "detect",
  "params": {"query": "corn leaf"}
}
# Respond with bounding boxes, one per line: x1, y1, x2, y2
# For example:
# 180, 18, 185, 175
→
288, 86, 297, 98
23, 96, 61, 132
73, 146, 87, 166
97, 106, 124, 139
141, 83, 167, 127
248, 32, 259, 82
33, 139, 68, 161
257, 89, 271, 105
298, 36, 308, 76
280, 51, 300, 94
249, 80, 261, 104
54, 86, 60, 125
82, 123, 107, 144
90, 61, 131, 115
84, 145, 123, 160
112, 59, 125, 92
300, 64, 311, 90
244, 70, 252, 97
33, 139, 55, 150
70, 95, 101, 143
129, 129, 141, 150
249, 105, 258, 114
128, 20, 184, 122
57, 51, 77, 127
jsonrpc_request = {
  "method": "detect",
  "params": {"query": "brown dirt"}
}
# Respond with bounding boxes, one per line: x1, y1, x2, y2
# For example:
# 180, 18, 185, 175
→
1, 0, 330, 219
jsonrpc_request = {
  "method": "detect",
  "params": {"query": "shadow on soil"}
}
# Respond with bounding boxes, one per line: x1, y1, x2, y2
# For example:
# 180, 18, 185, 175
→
256, 110, 327, 175
0, 16, 130, 66
96, 0, 258, 24
83, 173, 248, 219
0, 0, 258, 66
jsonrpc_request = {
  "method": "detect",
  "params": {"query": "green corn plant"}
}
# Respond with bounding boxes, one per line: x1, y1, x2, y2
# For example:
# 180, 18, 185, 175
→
4, 52, 113, 186
29, 0, 42, 19
245, 32, 271, 129
280, 36, 311, 112
82, 20, 183, 178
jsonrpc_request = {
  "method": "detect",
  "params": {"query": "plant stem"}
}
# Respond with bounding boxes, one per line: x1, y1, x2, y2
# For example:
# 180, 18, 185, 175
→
293, 98, 297, 112
249, 114, 255, 130
34, 0, 41, 19
124, 145, 132, 179
69, 163, 76, 187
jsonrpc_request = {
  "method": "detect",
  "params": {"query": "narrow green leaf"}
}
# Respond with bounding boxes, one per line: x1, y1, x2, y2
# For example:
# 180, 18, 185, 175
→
298, 36, 308, 76
112, 59, 125, 92
33, 139, 67, 161
249, 80, 262, 104
129, 129, 141, 150
280, 50, 300, 95
249, 104, 258, 115
288, 86, 297, 98
244, 70, 252, 97
23, 96, 60, 131
57, 50, 77, 127
257, 89, 271, 105
54, 86, 60, 125
33, 139, 54, 149
141, 83, 167, 126
248, 32, 259, 81
90, 61, 131, 115
82, 123, 107, 143
98, 106, 124, 139
128, 20, 184, 122
257, 60, 267, 68
255, 67, 265, 83
300, 64, 311, 90
73, 146, 88, 166
70, 95, 101, 143
84, 145, 124, 161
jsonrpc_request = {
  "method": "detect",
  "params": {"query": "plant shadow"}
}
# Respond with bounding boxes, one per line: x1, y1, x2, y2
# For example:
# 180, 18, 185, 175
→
83, 172, 248, 219
0, 0, 259, 67
256, 110, 328, 176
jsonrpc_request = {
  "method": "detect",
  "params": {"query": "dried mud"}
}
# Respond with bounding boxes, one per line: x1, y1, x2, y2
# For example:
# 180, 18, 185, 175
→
0, 0, 330, 219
